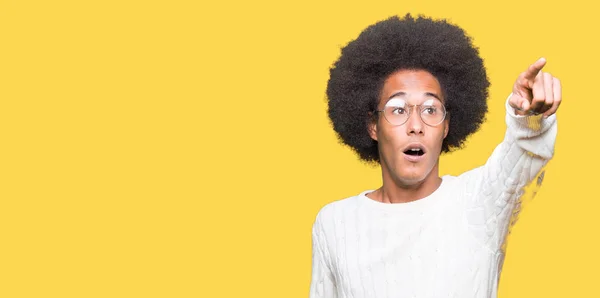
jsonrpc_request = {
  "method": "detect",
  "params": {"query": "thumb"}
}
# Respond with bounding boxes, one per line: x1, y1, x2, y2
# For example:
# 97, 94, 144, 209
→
509, 93, 530, 115
519, 98, 530, 111
514, 98, 531, 116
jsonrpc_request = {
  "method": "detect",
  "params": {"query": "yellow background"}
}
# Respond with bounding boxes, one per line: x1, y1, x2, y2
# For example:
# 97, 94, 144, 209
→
1, 0, 598, 297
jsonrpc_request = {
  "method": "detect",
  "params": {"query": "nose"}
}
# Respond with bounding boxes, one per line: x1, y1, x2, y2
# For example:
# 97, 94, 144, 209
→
406, 106, 423, 135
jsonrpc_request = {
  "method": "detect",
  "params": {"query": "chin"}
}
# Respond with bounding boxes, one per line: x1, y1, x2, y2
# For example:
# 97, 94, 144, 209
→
394, 171, 429, 186
394, 164, 435, 186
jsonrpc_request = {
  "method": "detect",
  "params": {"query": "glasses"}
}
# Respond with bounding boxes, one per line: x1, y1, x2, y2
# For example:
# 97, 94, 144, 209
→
375, 97, 447, 126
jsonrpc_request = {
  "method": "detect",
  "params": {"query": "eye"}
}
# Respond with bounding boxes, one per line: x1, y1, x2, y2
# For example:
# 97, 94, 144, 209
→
391, 107, 406, 115
422, 106, 437, 115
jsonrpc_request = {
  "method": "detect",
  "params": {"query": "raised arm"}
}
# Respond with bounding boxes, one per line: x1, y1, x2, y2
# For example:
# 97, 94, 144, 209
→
463, 58, 561, 251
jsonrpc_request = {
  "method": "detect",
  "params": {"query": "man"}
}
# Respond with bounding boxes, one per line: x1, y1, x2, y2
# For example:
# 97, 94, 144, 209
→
310, 14, 560, 298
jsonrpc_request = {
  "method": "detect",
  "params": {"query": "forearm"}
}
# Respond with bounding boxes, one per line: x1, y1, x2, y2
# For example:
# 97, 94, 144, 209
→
463, 94, 557, 250
485, 96, 557, 190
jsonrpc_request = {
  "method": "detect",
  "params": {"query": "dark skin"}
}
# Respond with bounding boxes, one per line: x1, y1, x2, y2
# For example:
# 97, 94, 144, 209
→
367, 70, 448, 204
366, 59, 561, 204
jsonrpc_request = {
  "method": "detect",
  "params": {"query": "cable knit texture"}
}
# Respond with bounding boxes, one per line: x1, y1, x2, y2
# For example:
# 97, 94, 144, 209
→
309, 97, 557, 298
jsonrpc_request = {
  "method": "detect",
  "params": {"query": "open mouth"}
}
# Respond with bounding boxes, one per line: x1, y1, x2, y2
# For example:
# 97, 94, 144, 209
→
404, 148, 425, 156
403, 144, 426, 157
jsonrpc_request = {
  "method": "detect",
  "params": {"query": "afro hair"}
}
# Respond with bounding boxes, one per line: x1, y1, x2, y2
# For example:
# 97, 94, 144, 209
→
327, 14, 490, 163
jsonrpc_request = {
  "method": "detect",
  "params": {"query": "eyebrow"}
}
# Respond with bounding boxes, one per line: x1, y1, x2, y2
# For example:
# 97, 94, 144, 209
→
387, 91, 441, 101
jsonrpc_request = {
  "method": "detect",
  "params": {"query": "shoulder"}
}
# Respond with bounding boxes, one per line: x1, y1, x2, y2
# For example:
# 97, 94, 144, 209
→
313, 193, 363, 230
438, 172, 484, 201
315, 195, 358, 220
444, 167, 485, 188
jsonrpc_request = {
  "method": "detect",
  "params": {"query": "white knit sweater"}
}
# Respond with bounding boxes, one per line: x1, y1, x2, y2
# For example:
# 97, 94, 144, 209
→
309, 98, 557, 298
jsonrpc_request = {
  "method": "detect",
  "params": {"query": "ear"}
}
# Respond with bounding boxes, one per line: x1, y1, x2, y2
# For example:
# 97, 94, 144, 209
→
443, 119, 449, 139
367, 112, 378, 141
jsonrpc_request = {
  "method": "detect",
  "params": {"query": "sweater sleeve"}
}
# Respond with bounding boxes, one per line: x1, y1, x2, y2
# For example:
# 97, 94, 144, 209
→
309, 211, 338, 298
463, 94, 558, 251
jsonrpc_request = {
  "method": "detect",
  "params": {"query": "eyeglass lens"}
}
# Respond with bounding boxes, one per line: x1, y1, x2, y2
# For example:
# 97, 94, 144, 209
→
382, 97, 446, 126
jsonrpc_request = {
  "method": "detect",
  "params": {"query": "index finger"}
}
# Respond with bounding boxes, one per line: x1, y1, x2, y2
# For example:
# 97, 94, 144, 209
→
523, 57, 547, 81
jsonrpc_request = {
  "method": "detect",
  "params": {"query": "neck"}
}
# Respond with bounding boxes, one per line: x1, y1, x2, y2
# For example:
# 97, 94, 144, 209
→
372, 163, 443, 204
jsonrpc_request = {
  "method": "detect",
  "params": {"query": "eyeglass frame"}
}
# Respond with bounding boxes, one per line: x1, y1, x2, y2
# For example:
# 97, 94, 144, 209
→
374, 98, 448, 127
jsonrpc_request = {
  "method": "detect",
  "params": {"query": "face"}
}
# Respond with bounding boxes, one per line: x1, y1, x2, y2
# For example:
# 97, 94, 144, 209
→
369, 69, 449, 187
